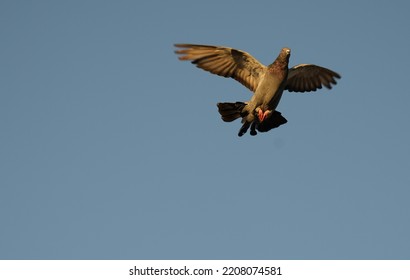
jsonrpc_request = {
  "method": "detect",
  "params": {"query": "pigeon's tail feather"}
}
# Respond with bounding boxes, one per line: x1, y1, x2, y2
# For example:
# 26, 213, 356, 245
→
238, 121, 251, 137
217, 102, 247, 122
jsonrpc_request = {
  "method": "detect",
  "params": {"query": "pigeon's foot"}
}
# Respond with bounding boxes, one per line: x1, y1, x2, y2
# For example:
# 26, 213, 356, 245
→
258, 110, 271, 123
258, 110, 264, 122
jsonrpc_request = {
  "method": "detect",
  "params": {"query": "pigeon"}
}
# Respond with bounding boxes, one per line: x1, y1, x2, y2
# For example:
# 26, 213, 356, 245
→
174, 44, 341, 136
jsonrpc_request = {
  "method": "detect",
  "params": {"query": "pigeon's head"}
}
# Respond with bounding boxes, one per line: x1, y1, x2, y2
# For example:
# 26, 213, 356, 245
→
269, 48, 291, 70
282, 47, 291, 54
280, 47, 291, 61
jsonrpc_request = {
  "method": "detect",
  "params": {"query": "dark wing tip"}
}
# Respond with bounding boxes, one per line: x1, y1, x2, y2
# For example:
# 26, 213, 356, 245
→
333, 71, 342, 79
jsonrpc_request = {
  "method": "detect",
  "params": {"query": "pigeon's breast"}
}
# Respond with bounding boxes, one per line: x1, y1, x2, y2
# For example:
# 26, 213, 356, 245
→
254, 73, 287, 110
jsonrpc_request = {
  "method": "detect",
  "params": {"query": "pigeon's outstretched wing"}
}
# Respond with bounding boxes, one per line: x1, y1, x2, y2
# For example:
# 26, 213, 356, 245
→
286, 64, 341, 93
174, 44, 266, 92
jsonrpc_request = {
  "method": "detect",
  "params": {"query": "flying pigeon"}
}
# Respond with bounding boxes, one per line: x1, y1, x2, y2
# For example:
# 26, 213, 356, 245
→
174, 44, 341, 136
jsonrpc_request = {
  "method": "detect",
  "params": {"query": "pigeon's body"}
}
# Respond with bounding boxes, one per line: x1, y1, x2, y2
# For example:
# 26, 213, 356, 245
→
174, 44, 340, 136
248, 64, 286, 118
239, 48, 290, 135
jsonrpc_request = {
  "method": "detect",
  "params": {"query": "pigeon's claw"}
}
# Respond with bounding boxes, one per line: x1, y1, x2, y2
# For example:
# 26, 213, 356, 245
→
258, 110, 265, 122
258, 110, 270, 122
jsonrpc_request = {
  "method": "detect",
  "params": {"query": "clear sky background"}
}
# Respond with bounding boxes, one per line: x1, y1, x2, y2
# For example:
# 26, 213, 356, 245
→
1, 0, 410, 260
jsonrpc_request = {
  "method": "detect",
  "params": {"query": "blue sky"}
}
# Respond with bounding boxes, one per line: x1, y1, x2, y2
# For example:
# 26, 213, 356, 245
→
1, 0, 410, 259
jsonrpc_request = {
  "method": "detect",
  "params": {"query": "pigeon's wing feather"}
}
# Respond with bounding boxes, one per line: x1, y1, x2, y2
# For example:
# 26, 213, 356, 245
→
175, 44, 266, 92
286, 64, 341, 93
